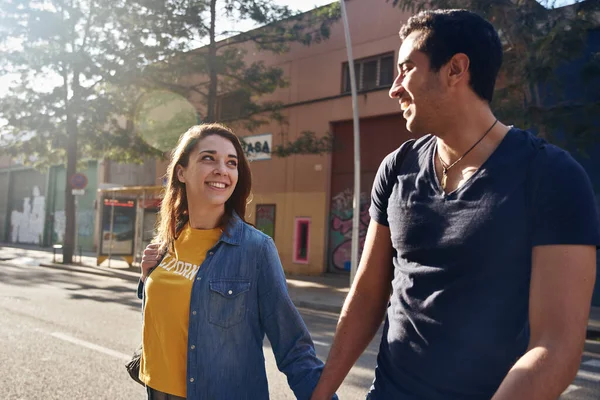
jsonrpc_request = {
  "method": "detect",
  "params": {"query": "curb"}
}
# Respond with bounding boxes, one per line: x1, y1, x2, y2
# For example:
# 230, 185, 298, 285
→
38, 261, 341, 314
35, 262, 600, 331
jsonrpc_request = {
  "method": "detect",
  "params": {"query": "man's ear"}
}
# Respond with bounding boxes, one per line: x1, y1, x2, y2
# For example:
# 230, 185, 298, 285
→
176, 165, 185, 184
446, 53, 470, 87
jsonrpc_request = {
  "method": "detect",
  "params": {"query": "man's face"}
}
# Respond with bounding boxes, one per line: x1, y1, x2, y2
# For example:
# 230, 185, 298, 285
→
389, 31, 446, 134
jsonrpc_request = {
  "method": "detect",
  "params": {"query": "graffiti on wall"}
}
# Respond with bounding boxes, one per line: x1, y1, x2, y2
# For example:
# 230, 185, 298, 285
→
53, 209, 95, 243
256, 204, 276, 238
10, 186, 45, 244
329, 189, 371, 271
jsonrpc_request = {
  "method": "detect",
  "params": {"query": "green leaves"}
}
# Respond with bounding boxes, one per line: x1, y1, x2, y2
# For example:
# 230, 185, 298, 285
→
0, 0, 343, 166
272, 131, 333, 157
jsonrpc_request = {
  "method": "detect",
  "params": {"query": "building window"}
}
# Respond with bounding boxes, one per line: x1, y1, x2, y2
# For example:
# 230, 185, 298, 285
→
256, 204, 276, 238
217, 90, 250, 121
293, 217, 310, 264
342, 53, 395, 93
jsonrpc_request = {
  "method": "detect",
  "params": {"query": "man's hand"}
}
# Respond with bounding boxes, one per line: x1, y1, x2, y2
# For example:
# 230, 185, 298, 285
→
310, 220, 394, 400
140, 243, 163, 282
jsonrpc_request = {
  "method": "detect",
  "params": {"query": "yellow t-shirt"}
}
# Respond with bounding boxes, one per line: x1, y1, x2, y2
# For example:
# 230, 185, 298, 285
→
140, 223, 221, 397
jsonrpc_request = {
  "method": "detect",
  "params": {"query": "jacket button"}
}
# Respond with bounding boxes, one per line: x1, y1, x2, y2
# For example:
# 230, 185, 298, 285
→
208, 251, 214, 256
228, 290, 233, 295
190, 378, 195, 383
192, 311, 197, 315
190, 345, 195, 350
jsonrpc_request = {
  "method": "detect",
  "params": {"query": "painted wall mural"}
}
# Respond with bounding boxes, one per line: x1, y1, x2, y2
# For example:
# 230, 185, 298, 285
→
53, 209, 95, 243
329, 188, 371, 272
256, 204, 276, 238
53, 211, 65, 243
10, 186, 45, 244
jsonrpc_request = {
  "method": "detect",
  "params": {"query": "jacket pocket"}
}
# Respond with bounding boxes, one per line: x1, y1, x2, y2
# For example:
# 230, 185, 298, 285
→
208, 279, 251, 328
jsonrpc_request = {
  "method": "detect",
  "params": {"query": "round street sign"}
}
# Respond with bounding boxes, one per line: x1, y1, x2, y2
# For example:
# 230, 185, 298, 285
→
70, 173, 88, 190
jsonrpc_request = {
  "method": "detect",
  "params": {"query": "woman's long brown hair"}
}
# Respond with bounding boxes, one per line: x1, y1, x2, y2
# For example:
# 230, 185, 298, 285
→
155, 123, 252, 252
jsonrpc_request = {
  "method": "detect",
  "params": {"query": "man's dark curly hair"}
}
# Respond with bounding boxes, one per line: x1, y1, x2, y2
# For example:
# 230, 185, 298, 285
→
399, 9, 503, 103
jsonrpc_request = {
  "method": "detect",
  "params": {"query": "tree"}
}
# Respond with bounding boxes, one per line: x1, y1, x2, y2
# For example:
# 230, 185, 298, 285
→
0, 0, 191, 263
388, 0, 600, 149
0, 0, 340, 263
134, 0, 341, 149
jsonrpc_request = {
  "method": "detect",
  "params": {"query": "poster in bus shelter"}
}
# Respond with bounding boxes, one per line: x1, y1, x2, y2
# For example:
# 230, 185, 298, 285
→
100, 198, 136, 256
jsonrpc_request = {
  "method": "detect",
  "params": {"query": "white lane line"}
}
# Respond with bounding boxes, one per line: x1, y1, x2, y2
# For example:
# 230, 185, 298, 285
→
50, 332, 130, 361
576, 369, 600, 382
583, 359, 600, 368
562, 384, 581, 395
313, 340, 330, 347
296, 307, 340, 320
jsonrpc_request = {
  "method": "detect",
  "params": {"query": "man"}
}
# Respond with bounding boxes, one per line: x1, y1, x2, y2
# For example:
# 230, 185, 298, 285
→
311, 9, 600, 400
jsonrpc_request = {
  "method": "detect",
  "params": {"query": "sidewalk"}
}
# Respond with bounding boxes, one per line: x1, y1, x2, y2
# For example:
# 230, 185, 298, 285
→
0, 243, 348, 314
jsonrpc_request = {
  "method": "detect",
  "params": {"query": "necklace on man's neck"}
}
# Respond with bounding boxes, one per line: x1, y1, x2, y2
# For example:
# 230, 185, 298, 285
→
437, 118, 499, 191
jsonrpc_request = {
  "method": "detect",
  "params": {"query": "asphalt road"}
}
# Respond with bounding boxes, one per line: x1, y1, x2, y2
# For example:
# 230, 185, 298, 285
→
0, 258, 598, 399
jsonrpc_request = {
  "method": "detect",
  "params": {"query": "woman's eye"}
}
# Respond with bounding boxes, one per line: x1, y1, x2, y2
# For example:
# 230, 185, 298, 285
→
228, 160, 238, 167
201, 155, 214, 161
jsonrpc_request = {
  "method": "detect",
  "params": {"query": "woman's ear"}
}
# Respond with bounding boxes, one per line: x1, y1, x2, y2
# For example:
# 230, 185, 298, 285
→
176, 165, 186, 184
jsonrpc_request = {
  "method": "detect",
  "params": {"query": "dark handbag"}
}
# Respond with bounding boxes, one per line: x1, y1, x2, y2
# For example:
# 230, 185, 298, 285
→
125, 342, 144, 386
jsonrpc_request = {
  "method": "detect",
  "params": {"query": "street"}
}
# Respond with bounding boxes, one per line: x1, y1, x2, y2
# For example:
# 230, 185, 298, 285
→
1, 258, 599, 399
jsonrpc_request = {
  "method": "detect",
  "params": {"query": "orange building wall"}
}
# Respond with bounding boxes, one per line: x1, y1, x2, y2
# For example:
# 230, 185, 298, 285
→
155, 0, 415, 275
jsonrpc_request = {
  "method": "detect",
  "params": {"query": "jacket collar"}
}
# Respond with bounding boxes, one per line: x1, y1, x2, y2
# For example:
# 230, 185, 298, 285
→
219, 211, 244, 246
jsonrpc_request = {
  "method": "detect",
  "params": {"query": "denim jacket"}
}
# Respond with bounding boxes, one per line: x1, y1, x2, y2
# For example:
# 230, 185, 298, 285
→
137, 213, 335, 400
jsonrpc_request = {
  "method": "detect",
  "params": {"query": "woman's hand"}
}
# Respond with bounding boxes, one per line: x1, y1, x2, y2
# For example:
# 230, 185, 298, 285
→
141, 243, 163, 282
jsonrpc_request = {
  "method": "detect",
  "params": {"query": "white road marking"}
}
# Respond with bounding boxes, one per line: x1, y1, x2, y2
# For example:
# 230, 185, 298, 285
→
6, 257, 41, 266
576, 369, 600, 382
562, 384, 581, 395
583, 358, 600, 368
313, 340, 330, 347
50, 332, 131, 361
296, 307, 340, 320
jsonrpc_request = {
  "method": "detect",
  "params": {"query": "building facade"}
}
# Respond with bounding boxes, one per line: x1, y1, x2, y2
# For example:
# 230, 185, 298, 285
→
152, 0, 417, 275
0, 156, 158, 254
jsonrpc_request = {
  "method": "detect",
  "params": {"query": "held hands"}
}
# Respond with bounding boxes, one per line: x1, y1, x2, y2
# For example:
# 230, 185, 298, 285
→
141, 243, 164, 282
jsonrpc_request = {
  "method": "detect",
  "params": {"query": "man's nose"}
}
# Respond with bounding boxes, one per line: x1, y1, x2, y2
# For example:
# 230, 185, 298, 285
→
389, 75, 404, 99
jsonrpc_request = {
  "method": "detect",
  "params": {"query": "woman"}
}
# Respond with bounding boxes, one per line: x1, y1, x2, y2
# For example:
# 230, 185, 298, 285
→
137, 123, 335, 400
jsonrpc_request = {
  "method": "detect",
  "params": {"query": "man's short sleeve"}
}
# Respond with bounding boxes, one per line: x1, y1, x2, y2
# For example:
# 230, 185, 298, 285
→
532, 145, 600, 247
369, 141, 413, 227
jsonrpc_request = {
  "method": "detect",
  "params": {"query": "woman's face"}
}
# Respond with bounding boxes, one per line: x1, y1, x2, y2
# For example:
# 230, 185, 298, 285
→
176, 135, 239, 210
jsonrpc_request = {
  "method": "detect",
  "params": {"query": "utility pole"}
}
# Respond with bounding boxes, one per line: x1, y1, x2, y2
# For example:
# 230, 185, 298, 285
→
339, 0, 361, 286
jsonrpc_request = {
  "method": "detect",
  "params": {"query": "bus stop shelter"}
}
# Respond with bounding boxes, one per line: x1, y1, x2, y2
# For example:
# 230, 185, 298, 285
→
96, 186, 163, 267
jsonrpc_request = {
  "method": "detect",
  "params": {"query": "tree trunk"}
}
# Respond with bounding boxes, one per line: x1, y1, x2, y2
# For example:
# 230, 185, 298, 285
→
63, 71, 80, 264
206, 0, 218, 123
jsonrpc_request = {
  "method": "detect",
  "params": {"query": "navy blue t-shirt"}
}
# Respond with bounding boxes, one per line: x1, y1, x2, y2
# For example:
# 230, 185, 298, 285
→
368, 128, 600, 400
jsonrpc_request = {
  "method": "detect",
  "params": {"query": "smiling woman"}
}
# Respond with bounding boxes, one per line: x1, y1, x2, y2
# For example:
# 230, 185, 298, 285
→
135, 123, 336, 400
156, 123, 251, 248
